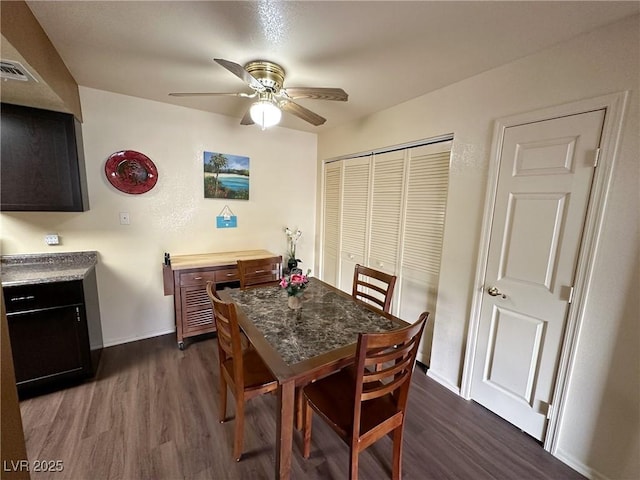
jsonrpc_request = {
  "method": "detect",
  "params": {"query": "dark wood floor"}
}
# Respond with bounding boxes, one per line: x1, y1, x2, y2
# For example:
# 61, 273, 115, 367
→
19, 334, 584, 480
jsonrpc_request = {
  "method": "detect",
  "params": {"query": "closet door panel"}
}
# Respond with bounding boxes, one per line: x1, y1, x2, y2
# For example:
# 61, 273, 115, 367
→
368, 150, 405, 275
338, 157, 371, 292
322, 162, 343, 286
401, 145, 451, 278
399, 143, 451, 365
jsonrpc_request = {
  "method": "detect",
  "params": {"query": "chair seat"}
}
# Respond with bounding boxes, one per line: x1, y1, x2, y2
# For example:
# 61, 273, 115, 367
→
222, 349, 277, 392
304, 366, 400, 439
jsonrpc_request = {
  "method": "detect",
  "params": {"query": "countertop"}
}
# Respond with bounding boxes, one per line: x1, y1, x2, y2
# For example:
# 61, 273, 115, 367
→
167, 249, 277, 270
1, 251, 98, 287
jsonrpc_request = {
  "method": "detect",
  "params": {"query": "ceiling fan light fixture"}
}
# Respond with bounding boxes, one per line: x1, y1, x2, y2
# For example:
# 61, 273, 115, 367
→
250, 99, 281, 130
174, 58, 346, 127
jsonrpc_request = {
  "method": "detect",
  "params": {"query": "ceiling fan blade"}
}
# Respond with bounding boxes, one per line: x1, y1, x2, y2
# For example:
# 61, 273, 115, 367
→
280, 100, 326, 126
240, 109, 254, 125
283, 87, 348, 102
169, 92, 252, 97
214, 58, 265, 92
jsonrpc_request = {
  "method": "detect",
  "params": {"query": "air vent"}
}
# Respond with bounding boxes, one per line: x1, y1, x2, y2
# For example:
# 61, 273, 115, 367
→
0, 60, 38, 82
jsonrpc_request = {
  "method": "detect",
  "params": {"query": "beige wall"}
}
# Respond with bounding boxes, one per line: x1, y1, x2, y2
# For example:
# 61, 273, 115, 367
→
1, 87, 317, 346
317, 15, 639, 480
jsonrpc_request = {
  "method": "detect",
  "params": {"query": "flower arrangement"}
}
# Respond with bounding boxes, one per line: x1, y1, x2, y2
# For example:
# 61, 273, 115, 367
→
280, 269, 311, 297
284, 227, 302, 263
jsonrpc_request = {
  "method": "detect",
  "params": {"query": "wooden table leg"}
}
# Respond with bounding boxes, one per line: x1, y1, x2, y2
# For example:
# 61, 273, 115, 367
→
276, 379, 295, 479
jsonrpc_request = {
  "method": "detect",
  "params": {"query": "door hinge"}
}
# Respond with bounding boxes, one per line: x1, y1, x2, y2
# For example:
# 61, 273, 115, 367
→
547, 403, 554, 419
568, 286, 575, 304
75, 306, 81, 322
593, 148, 601, 168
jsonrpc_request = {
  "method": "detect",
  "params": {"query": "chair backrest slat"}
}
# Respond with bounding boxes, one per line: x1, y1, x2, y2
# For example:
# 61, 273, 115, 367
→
363, 358, 409, 384
361, 373, 409, 401
364, 341, 413, 367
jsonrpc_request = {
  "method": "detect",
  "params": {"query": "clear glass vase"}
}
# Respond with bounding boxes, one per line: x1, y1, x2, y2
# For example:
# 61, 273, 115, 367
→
287, 295, 303, 310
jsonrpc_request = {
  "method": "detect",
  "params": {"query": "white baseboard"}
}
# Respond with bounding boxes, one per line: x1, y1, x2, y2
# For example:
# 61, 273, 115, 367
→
102, 328, 176, 348
554, 448, 608, 480
426, 369, 461, 395
416, 349, 430, 367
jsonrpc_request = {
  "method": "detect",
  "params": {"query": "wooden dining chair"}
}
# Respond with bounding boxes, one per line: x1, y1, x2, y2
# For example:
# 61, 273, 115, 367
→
206, 282, 278, 461
236, 255, 283, 289
302, 312, 429, 480
352, 264, 397, 314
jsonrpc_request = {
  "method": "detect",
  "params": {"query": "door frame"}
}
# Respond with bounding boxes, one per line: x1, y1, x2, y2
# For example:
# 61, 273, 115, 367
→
460, 91, 629, 452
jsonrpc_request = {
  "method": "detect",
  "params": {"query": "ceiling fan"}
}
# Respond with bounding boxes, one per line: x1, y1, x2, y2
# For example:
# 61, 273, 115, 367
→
169, 58, 348, 128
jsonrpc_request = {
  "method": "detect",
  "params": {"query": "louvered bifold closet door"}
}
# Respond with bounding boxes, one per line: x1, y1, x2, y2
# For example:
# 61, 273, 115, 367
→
368, 150, 406, 276
398, 142, 451, 365
321, 161, 343, 285
338, 157, 372, 293
401, 144, 451, 279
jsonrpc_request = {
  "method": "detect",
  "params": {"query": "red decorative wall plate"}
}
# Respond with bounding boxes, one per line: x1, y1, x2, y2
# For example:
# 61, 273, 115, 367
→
105, 150, 158, 194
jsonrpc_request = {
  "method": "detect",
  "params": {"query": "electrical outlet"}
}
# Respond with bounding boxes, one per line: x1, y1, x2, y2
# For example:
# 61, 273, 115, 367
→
119, 212, 130, 225
45, 234, 60, 245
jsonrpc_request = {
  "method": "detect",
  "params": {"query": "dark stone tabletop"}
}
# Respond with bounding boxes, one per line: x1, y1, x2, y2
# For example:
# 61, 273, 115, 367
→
226, 277, 399, 365
1, 251, 98, 287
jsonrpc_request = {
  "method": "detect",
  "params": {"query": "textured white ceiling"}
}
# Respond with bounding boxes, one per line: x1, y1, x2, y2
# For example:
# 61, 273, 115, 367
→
22, 1, 640, 132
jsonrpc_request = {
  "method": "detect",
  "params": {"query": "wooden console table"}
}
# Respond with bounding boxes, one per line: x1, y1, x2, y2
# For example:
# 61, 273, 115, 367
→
163, 249, 275, 349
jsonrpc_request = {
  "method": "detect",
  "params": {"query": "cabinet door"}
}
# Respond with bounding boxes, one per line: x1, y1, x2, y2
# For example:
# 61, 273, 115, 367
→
180, 285, 215, 335
7, 305, 87, 385
0, 103, 88, 211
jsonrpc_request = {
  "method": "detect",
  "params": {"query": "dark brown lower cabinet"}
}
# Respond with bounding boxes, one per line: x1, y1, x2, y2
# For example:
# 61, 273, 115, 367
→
9, 305, 87, 385
3, 269, 103, 397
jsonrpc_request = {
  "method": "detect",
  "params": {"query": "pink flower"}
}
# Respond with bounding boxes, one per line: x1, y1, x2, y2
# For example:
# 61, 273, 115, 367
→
279, 278, 288, 288
290, 274, 306, 285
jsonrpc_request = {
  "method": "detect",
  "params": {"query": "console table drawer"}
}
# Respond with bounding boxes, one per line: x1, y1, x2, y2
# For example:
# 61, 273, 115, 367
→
179, 271, 217, 287
215, 268, 239, 283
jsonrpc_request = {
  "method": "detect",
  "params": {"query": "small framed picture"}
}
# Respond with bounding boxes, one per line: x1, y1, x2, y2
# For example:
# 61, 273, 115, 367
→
203, 151, 250, 200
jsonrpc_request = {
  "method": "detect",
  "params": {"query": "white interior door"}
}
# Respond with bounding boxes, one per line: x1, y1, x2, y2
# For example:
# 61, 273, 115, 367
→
470, 109, 605, 440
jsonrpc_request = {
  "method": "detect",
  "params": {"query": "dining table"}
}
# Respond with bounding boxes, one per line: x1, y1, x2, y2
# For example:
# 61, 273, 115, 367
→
218, 276, 408, 480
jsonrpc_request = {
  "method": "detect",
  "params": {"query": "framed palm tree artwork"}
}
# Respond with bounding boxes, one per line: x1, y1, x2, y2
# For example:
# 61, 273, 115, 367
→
203, 151, 250, 200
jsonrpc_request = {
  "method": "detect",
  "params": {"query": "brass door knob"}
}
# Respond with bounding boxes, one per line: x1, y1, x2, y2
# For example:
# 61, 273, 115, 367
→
487, 286, 507, 299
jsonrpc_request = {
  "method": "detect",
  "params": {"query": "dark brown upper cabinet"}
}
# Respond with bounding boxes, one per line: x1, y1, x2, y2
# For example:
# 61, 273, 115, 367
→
1, 103, 89, 211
